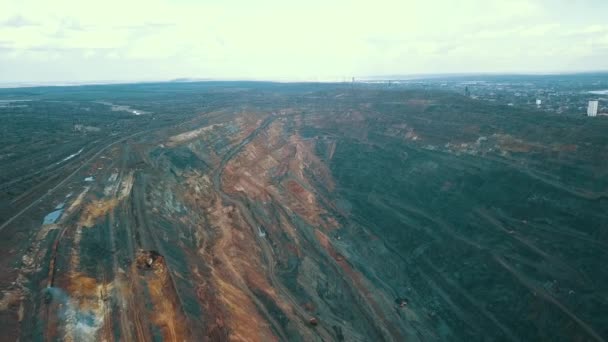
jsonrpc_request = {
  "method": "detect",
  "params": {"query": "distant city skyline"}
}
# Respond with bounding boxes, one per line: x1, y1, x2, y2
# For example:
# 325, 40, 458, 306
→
1, 0, 608, 83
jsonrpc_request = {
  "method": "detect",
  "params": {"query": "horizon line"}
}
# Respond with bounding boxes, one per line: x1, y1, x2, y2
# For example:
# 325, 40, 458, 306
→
1, 70, 608, 90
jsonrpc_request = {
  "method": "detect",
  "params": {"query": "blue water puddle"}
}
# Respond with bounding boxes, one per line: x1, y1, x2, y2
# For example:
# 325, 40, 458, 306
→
55, 202, 65, 210
43, 209, 64, 225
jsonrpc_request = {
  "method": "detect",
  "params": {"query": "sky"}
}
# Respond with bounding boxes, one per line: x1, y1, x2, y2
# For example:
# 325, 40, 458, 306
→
1, 0, 608, 83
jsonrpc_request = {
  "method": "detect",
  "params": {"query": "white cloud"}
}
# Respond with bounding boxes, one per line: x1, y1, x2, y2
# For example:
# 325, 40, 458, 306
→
0, 0, 607, 82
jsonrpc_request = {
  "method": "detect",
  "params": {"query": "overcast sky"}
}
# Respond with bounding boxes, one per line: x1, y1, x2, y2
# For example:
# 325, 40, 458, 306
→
1, 0, 607, 83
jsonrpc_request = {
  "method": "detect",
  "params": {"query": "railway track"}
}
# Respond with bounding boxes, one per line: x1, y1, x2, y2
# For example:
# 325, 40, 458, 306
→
0, 129, 151, 233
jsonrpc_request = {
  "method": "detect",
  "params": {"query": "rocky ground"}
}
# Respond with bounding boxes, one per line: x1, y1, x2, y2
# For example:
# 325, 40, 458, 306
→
0, 83, 607, 341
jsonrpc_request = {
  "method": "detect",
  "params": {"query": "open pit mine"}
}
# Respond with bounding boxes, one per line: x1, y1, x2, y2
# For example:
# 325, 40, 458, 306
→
0, 82, 607, 341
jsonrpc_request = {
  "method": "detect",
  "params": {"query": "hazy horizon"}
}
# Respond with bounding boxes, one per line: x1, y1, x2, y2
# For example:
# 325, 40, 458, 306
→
2, 0, 608, 83
3, 70, 608, 89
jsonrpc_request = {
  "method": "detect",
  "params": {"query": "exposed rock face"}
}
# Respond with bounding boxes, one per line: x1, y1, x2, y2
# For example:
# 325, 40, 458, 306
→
1, 86, 607, 342
135, 250, 165, 271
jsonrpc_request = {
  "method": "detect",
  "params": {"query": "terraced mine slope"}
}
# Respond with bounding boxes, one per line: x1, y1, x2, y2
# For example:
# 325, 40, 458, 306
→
0, 82, 607, 341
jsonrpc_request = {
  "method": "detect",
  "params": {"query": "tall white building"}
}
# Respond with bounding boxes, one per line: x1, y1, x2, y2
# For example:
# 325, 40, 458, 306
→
587, 100, 599, 117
